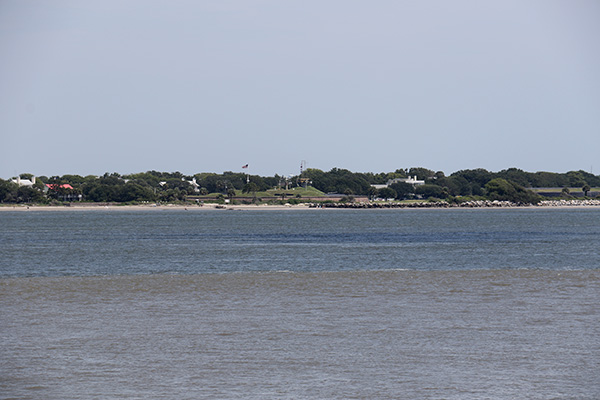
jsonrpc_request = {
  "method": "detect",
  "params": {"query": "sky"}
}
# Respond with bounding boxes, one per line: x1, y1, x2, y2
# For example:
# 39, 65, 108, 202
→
1, 1, 599, 178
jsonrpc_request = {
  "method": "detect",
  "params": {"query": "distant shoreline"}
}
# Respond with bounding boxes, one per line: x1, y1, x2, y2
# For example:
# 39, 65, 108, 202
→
0, 203, 313, 212
1, 199, 600, 212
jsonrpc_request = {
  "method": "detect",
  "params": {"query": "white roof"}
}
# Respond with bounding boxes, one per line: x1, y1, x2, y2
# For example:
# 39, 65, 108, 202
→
11, 178, 35, 187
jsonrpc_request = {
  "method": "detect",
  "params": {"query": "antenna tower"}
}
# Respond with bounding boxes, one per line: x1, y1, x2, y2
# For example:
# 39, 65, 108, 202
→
298, 160, 309, 188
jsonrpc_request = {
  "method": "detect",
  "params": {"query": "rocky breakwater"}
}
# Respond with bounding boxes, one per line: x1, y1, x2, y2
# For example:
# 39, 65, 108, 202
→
316, 201, 450, 209
457, 200, 521, 208
314, 200, 528, 209
539, 199, 600, 207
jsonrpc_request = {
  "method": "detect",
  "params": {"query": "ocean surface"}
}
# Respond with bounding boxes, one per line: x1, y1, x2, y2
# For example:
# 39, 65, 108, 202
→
1, 208, 599, 399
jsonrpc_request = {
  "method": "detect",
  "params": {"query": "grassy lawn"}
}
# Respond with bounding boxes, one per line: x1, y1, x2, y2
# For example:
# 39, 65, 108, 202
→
239, 186, 326, 198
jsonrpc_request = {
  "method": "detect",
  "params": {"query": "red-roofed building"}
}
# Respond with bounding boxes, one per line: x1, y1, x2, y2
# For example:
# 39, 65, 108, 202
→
45, 183, 74, 190
44, 183, 81, 201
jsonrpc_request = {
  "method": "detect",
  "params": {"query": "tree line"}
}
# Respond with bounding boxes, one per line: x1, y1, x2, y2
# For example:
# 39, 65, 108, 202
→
303, 167, 598, 203
0, 171, 280, 204
1, 167, 598, 205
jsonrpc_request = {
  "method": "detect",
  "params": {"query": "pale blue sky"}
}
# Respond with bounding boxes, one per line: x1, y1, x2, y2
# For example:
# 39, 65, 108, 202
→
1, 1, 599, 178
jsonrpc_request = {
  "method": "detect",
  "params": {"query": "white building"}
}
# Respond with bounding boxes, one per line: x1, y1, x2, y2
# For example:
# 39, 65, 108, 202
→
186, 177, 200, 193
371, 184, 388, 190
388, 176, 425, 186
11, 176, 36, 187
371, 176, 426, 189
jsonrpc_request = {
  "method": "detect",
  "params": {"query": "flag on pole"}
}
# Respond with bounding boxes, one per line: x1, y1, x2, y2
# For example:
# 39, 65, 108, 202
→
242, 164, 249, 169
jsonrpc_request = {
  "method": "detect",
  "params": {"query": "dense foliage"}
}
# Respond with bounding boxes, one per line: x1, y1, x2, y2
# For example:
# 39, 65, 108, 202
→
1, 167, 598, 205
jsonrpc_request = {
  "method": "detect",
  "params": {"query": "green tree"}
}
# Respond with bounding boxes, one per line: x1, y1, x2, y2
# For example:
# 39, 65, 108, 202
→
303, 168, 371, 195
451, 169, 493, 194
378, 187, 396, 200
227, 188, 236, 202
118, 183, 156, 202
16, 186, 45, 203
497, 168, 531, 187
484, 178, 540, 204
408, 167, 435, 180
415, 184, 445, 199
242, 182, 259, 195
87, 185, 118, 202
485, 178, 516, 199
388, 182, 414, 199
242, 182, 259, 202
0, 179, 18, 203
196, 174, 220, 193
582, 184, 591, 197
367, 186, 379, 200
532, 171, 569, 188
573, 170, 600, 187
567, 171, 587, 188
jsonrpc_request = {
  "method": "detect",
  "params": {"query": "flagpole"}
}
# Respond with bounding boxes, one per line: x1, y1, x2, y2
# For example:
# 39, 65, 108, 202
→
242, 164, 249, 184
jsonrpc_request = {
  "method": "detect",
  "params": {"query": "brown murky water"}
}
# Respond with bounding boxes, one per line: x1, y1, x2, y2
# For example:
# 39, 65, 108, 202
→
2, 270, 599, 399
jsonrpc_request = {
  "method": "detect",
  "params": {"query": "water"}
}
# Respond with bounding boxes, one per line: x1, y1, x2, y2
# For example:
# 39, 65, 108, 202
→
1, 208, 599, 399
2, 208, 600, 277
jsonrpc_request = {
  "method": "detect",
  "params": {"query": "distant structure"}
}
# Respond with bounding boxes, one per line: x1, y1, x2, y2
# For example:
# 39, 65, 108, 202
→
44, 183, 80, 201
372, 176, 425, 189
297, 160, 311, 188
389, 176, 425, 186
45, 183, 74, 191
11, 176, 36, 187
186, 177, 200, 193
